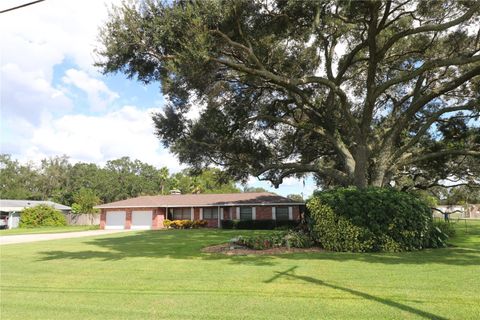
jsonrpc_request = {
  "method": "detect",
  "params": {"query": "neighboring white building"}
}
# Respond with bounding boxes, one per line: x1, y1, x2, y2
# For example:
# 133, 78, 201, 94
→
434, 204, 480, 219
0, 199, 71, 229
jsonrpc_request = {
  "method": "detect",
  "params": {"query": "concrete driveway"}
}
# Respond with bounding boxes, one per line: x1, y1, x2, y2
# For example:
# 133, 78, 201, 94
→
0, 229, 129, 245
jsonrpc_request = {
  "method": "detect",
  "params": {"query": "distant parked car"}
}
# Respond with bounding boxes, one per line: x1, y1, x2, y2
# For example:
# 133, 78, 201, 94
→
0, 215, 8, 229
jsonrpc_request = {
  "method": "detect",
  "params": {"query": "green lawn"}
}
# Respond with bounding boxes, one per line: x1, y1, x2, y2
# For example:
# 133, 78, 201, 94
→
1, 222, 479, 319
0, 225, 98, 235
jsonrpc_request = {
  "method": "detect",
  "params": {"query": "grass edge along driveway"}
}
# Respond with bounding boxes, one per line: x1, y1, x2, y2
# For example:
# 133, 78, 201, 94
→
0, 225, 98, 236
1, 222, 479, 319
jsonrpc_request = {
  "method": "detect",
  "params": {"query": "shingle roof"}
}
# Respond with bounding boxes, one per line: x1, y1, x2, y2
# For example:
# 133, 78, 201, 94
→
0, 199, 71, 211
95, 192, 303, 209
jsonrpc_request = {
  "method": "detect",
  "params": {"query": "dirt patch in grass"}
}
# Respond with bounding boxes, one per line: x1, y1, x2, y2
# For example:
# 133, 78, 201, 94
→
202, 243, 324, 255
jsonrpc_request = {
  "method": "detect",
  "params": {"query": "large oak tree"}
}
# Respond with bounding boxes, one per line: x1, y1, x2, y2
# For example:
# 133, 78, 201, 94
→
97, 0, 480, 189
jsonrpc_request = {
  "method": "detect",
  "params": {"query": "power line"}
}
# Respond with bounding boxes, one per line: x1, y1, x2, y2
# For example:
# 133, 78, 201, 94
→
0, 0, 46, 14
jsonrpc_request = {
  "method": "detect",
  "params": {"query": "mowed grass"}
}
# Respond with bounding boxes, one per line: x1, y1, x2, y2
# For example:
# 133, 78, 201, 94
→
1, 222, 479, 319
0, 225, 98, 235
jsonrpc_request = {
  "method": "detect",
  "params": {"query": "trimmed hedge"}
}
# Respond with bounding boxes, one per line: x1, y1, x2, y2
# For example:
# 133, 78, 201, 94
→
19, 205, 67, 228
221, 219, 298, 230
307, 187, 447, 252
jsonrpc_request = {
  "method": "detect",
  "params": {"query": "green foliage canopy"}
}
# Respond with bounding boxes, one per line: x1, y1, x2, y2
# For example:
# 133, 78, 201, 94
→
71, 188, 101, 214
97, 0, 480, 190
0, 154, 240, 205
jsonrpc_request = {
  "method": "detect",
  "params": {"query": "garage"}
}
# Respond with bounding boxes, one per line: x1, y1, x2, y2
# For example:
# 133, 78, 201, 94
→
105, 211, 126, 229
131, 210, 153, 230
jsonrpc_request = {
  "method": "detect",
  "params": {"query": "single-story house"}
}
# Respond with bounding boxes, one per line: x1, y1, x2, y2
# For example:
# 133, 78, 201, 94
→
95, 192, 304, 230
0, 199, 71, 229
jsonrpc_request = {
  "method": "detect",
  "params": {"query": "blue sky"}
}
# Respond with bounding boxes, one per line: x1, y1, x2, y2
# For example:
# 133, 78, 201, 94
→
0, 0, 317, 197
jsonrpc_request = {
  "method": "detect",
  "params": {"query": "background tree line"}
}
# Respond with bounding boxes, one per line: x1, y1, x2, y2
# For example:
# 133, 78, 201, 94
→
0, 154, 241, 210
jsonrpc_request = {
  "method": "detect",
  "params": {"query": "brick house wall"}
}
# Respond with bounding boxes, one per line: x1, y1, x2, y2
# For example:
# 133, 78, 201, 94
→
193, 207, 201, 220
153, 208, 166, 230
255, 206, 272, 220
221, 205, 301, 221
100, 207, 167, 230
100, 205, 301, 229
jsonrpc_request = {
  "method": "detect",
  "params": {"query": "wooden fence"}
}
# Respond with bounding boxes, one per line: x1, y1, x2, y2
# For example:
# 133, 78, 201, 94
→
65, 213, 100, 226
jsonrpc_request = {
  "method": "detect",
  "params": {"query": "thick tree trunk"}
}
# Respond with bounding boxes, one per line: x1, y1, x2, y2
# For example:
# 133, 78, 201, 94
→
370, 160, 388, 187
353, 145, 369, 189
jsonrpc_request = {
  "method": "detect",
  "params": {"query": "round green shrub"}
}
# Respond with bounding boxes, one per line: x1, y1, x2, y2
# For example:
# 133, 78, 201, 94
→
19, 204, 67, 228
307, 187, 446, 252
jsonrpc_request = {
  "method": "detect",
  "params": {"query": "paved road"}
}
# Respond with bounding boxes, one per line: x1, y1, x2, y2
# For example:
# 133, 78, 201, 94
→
0, 230, 128, 245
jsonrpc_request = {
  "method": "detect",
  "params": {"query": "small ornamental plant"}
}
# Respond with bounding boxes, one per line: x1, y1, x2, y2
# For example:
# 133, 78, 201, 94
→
164, 219, 208, 229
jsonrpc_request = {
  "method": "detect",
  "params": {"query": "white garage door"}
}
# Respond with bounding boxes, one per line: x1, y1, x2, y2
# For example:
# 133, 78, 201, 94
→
105, 211, 126, 230
131, 211, 153, 230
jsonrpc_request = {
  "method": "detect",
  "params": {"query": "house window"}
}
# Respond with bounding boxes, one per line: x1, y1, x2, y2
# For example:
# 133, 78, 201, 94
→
240, 207, 252, 220
203, 208, 218, 220
170, 208, 191, 220
276, 207, 289, 221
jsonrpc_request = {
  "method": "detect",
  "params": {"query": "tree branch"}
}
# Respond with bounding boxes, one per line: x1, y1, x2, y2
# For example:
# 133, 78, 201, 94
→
389, 65, 480, 140
374, 55, 480, 99
391, 101, 478, 162
257, 162, 350, 187
401, 150, 480, 165
378, 2, 480, 57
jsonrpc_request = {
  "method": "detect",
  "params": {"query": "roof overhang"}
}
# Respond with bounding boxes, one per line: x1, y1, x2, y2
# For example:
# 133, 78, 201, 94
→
0, 207, 24, 212
95, 202, 305, 209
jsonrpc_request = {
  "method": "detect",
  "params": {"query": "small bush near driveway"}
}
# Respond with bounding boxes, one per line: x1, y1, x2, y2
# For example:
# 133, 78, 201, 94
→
19, 205, 67, 228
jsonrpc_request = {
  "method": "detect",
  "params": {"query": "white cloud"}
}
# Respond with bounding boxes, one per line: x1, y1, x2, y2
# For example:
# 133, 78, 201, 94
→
62, 69, 119, 111
0, 0, 122, 76
0, 63, 73, 124
13, 106, 182, 171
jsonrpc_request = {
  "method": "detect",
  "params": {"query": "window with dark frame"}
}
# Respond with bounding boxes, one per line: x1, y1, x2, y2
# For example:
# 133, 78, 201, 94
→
240, 207, 252, 220
170, 208, 191, 220
203, 207, 218, 220
276, 207, 289, 221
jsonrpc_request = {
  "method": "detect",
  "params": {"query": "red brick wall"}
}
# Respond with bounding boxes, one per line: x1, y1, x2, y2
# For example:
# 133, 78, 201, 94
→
219, 206, 301, 221
100, 210, 106, 229
194, 207, 201, 220
255, 206, 272, 220
222, 207, 231, 220
153, 208, 166, 229
99, 205, 302, 229
292, 206, 300, 220
125, 210, 132, 229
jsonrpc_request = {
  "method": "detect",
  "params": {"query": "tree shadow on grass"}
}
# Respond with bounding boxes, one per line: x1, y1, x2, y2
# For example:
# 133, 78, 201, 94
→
277, 246, 480, 266
38, 229, 277, 266
264, 266, 447, 320
37, 229, 480, 267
